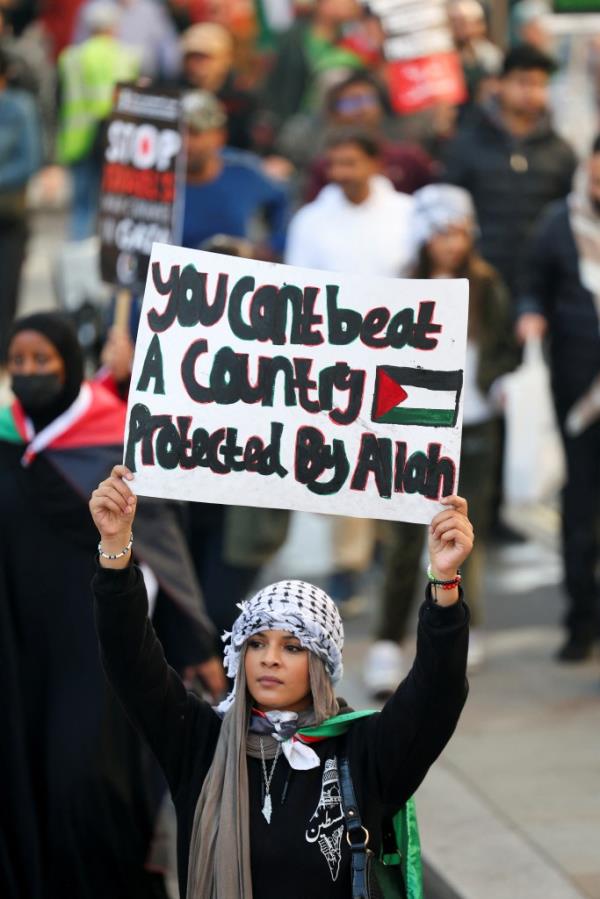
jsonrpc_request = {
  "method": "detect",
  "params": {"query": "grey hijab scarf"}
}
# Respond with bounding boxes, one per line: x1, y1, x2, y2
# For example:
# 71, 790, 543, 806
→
186, 647, 338, 899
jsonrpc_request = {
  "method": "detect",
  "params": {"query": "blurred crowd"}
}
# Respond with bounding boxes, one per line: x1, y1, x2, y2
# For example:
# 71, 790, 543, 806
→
1, 0, 600, 897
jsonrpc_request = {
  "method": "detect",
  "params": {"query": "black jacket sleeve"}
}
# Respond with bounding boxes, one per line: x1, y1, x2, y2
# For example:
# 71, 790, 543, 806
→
517, 202, 563, 318
361, 588, 469, 810
92, 563, 221, 797
440, 131, 473, 188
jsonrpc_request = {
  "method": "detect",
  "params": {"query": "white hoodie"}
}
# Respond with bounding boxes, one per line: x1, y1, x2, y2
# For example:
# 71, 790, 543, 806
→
285, 175, 414, 279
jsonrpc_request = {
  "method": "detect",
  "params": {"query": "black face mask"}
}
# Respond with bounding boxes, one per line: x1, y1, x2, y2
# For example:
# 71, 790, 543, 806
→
11, 373, 64, 412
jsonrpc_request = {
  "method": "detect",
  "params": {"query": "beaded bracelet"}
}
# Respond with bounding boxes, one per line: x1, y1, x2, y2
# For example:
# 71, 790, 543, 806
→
427, 564, 462, 591
98, 532, 133, 560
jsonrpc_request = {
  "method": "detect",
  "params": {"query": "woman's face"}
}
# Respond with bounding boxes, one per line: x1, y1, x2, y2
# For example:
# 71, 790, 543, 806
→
244, 630, 312, 713
426, 225, 472, 275
7, 330, 66, 381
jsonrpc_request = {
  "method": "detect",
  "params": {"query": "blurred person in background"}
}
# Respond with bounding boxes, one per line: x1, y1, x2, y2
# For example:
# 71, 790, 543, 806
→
0, 311, 224, 899
516, 137, 600, 663
258, 0, 365, 149
179, 22, 257, 150
56, 1, 140, 240
443, 44, 576, 539
74, 0, 181, 80
443, 44, 577, 305
0, 0, 37, 35
285, 127, 413, 275
284, 70, 436, 201
510, 0, 553, 55
0, 6, 58, 163
0, 5, 43, 94
364, 185, 517, 696
0, 44, 41, 361
39, 0, 87, 59
285, 127, 414, 609
447, 0, 503, 113
181, 89, 289, 257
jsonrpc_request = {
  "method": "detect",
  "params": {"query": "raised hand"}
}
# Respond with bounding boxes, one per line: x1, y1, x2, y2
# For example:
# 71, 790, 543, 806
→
428, 495, 474, 603
90, 465, 137, 566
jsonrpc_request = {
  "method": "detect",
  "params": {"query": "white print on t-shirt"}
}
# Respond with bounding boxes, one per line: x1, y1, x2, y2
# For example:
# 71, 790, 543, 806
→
305, 757, 344, 881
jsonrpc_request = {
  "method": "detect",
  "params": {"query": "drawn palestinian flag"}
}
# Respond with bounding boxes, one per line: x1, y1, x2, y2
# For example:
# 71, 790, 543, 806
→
371, 366, 463, 428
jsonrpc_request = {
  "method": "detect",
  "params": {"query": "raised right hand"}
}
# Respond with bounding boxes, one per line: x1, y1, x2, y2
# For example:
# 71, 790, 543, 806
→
90, 464, 137, 543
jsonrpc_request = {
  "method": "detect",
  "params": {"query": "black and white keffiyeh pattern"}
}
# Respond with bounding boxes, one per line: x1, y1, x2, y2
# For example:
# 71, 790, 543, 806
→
411, 183, 478, 255
216, 580, 344, 714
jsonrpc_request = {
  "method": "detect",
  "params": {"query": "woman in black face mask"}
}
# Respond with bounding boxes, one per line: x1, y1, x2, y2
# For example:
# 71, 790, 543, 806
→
7, 311, 84, 431
0, 312, 224, 899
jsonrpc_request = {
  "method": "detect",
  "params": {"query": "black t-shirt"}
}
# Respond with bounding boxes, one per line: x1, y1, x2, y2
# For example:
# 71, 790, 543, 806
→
93, 564, 469, 899
248, 744, 351, 897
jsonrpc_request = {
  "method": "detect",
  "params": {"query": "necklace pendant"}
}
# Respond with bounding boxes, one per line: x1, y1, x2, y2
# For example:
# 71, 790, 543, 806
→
262, 793, 273, 824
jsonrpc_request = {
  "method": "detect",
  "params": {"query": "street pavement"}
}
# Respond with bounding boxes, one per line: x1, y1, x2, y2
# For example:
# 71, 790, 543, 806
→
9, 210, 600, 898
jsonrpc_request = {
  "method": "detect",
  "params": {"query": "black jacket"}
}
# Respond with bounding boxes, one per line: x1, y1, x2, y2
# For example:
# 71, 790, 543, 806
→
518, 198, 600, 415
443, 103, 576, 297
93, 564, 469, 899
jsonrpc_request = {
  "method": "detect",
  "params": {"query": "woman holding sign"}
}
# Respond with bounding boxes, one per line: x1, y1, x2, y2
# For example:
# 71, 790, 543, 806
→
91, 463, 473, 899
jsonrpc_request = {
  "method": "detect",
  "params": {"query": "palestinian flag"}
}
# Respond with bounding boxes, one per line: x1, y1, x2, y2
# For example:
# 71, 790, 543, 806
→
371, 366, 463, 428
0, 381, 126, 493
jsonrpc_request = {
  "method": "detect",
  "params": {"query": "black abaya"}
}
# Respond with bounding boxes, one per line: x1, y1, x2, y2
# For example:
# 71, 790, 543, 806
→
0, 439, 210, 899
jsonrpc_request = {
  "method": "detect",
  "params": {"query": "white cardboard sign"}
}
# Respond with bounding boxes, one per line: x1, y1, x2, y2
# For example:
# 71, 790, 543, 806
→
124, 244, 468, 524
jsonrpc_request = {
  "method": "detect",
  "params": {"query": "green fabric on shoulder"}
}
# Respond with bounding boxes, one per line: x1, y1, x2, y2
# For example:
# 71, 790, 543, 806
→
299, 709, 377, 738
299, 710, 424, 899
0, 406, 23, 444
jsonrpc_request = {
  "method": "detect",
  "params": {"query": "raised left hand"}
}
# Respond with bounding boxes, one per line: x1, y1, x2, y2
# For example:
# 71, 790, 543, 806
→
428, 495, 474, 580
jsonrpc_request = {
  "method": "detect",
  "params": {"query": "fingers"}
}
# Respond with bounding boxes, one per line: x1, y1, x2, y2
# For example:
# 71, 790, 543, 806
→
431, 511, 473, 541
431, 498, 472, 535
112, 464, 134, 481
433, 527, 474, 549
90, 467, 136, 519
439, 494, 468, 515
92, 493, 127, 518
92, 483, 135, 515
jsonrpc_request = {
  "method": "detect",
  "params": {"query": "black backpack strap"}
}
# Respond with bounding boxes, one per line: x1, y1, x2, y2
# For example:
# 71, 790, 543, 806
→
338, 752, 370, 899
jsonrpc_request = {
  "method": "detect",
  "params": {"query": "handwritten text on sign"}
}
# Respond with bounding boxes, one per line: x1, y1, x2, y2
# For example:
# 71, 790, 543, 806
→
125, 245, 468, 523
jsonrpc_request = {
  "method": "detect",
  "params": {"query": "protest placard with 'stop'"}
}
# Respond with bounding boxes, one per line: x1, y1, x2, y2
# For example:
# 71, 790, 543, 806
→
124, 244, 469, 524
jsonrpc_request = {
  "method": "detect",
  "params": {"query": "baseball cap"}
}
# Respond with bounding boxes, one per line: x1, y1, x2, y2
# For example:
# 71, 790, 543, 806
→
180, 23, 233, 57
84, 1, 121, 33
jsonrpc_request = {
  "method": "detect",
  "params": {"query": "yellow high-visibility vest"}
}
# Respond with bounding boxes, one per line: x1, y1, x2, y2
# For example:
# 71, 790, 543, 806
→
57, 35, 140, 165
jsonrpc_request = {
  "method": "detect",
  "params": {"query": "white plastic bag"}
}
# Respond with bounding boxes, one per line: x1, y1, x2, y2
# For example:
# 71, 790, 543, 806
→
503, 338, 566, 505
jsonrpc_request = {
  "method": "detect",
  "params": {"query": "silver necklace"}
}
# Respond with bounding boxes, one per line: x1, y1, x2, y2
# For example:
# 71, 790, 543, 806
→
259, 737, 282, 824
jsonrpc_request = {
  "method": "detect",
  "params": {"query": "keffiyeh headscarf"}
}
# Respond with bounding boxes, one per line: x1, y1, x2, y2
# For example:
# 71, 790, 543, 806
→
218, 579, 344, 714
186, 580, 343, 899
410, 184, 478, 257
